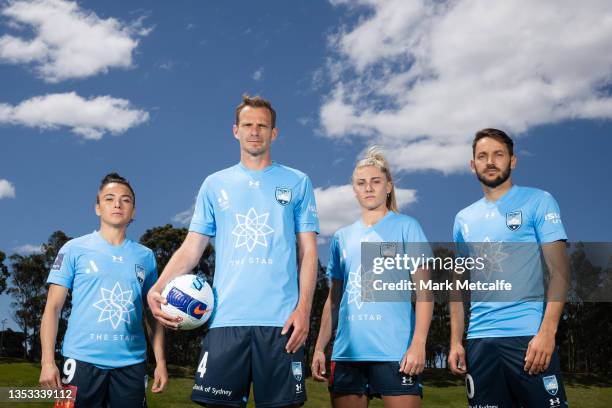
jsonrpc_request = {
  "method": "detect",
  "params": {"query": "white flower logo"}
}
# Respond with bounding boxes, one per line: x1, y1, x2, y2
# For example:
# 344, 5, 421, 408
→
232, 208, 274, 252
93, 282, 135, 329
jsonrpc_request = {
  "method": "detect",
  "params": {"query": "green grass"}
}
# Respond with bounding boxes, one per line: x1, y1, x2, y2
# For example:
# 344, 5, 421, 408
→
0, 360, 610, 407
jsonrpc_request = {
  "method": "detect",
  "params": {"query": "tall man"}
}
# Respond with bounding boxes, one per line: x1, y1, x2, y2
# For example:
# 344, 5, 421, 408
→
148, 95, 319, 407
448, 128, 569, 407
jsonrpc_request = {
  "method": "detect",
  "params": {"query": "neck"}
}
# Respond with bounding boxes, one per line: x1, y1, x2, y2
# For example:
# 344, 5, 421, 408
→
98, 224, 127, 246
482, 178, 513, 202
240, 151, 272, 171
361, 206, 389, 227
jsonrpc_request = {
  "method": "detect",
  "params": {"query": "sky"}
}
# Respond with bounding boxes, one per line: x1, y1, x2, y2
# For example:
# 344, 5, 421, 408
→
1, 0, 612, 330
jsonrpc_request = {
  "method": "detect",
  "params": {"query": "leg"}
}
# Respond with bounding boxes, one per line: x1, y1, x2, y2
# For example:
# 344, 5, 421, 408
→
191, 327, 252, 407
381, 395, 420, 408
106, 362, 147, 408
331, 393, 368, 408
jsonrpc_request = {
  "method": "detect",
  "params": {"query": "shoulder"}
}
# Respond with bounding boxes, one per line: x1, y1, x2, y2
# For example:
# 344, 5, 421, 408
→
455, 198, 485, 221
391, 212, 421, 227
127, 240, 155, 259
516, 186, 554, 202
275, 163, 311, 185
60, 233, 96, 253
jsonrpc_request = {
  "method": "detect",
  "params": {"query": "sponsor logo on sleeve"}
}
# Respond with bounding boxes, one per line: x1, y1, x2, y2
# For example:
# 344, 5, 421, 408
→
52, 254, 65, 270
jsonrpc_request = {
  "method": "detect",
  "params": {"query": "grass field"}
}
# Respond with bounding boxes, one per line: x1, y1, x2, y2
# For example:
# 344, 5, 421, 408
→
1, 360, 610, 407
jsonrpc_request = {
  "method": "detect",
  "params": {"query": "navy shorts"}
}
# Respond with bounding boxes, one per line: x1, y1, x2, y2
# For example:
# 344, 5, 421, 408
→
329, 361, 423, 399
466, 336, 568, 408
60, 357, 147, 408
191, 326, 306, 408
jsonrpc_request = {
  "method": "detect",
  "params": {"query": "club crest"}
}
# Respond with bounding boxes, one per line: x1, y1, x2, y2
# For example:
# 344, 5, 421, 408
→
291, 361, 303, 381
275, 187, 292, 206
543, 375, 558, 396
506, 210, 522, 231
135, 264, 146, 285
380, 242, 397, 258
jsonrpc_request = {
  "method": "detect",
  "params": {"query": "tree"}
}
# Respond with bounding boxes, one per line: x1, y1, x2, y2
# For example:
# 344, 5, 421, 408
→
139, 224, 215, 367
0, 250, 9, 294
7, 231, 71, 361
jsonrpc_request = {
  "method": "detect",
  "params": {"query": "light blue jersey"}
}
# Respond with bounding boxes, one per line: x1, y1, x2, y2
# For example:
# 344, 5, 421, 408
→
328, 212, 430, 361
453, 185, 567, 339
47, 231, 157, 368
189, 162, 319, 328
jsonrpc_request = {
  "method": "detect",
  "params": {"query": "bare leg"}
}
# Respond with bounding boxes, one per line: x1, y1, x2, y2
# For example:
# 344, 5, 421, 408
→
331, 393, 368, 408
381, 395, 420, 408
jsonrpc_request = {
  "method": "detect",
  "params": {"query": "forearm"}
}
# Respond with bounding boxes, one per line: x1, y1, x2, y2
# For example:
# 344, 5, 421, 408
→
540, 301, 564, 336
412, 299, 433, 346
151, 319, 166, 365
540, 241, 569, 336
40, 309, 60, 365
449, 301, 465, 346
315, 294, 333, 352
296, 252, 317, 313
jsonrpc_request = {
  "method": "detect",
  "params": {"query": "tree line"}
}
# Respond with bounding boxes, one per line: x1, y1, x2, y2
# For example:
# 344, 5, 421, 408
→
0, 229, 610, 375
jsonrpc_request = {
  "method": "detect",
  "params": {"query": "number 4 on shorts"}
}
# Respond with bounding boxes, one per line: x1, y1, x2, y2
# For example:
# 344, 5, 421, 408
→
198, 352, 208, 378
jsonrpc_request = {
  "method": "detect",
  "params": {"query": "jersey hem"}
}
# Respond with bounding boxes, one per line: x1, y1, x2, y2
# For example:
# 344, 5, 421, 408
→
209, 321, 286, 329
331, 356, 402, 362
466, 331, 538, 339
62, 353, 146, 369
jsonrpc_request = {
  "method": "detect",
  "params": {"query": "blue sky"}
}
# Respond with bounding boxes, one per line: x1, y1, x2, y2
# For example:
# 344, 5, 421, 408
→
1, 0, 612, 330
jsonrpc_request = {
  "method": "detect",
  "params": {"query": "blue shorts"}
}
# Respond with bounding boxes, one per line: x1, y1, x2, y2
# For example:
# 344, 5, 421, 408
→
60, 357, 147, 408
329, 361, 423, 398
466, 336, 568, 408
191, 326, 306, 408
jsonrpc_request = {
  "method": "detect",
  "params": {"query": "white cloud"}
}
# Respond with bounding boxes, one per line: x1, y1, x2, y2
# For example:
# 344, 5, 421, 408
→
0, 179, 16, 199
13, 244, 42, 254
0, 0, 150, 82
172, 204, 194, 225
252, 67, 264, 81
322, 0, 612, 173
315, 184, 417, 236
0, 92, 149, 140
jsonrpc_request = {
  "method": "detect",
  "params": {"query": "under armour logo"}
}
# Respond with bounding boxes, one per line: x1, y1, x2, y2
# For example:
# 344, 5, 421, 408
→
112, 256, 123, 263
549, 397, 561, 408
485, 211, 496, 219
401, 376, 414, 386
295, 384, 302, 393
248, 180, 260, 188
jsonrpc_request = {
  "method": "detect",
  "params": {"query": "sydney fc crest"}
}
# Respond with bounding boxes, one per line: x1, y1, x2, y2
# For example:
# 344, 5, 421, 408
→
135, 264, 146, 285
275, 187, 292, 206
506, 210, 522, 231
380, 242, 397, 258
291, 362, 303, 381
543, 375, 558, 396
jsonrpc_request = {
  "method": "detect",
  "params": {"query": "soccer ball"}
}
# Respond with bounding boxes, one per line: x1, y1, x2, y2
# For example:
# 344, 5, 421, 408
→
161, 274, 214, 330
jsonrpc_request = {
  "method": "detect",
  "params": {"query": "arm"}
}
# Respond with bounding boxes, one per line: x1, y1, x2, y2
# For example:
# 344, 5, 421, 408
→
39, 284, 68, 389
283, 231, 318, 353
311, 279, 342, 381
524, 240, 569, 374
144, 308, 168, 393
400, 267, 433, 375
448, 300, 467, 375
146, 232, 210, 329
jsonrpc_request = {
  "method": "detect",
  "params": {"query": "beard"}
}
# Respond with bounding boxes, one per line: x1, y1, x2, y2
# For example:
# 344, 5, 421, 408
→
476, 164, 511, 188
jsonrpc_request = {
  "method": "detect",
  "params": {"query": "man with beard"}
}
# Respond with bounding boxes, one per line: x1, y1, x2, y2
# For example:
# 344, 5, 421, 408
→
448, 128, 569, 407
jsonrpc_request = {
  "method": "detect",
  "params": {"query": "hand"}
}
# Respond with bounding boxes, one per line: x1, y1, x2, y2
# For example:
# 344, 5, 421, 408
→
147, 288, 181, 330
524, 330, 555, 375
448, 342, 467, 375
39, 362, 62, 389
151, 363, 168, 393
400, 340, 426, 376
311, 350, 327, 382
282, 306, 309, 353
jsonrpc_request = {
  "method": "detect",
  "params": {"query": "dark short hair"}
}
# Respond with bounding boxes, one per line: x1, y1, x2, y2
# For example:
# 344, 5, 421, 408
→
472, 128, 514, 157
235, 94, 276, 128
97, 172, 135, 205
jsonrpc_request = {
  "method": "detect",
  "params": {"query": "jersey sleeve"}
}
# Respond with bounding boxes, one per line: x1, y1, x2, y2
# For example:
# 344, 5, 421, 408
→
142, 251, 158, 296
534, 192, 567, 243
293, 175, 320, 234
453, 215, 464, 243
189, 177, 216, 237
46, 243, 76, 290
326, 233, 344, 281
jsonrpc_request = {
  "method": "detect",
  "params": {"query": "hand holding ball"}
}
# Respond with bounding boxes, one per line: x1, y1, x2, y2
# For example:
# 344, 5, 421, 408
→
161, 274, 214, 330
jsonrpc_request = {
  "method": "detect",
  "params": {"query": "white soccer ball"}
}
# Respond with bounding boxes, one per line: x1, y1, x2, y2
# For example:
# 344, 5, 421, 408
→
161, 274, 214, 330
